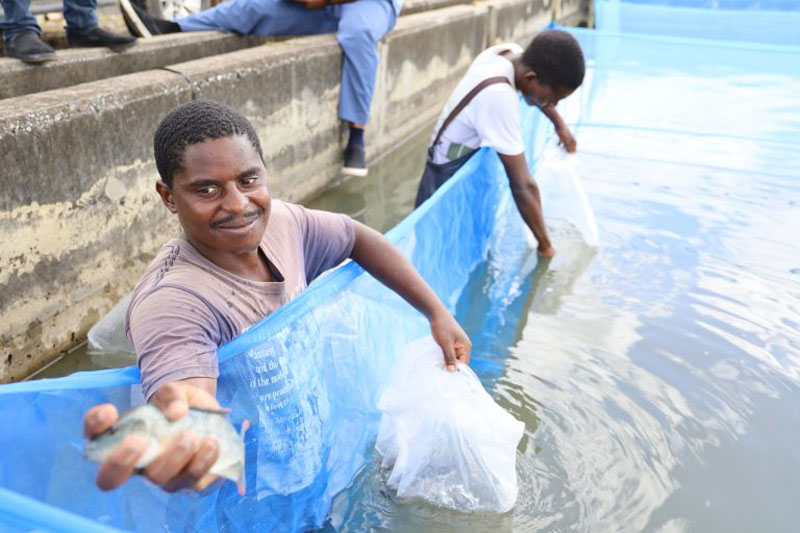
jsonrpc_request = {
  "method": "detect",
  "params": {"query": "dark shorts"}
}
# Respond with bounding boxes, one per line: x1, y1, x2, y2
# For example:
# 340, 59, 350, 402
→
414, 146, 478, 208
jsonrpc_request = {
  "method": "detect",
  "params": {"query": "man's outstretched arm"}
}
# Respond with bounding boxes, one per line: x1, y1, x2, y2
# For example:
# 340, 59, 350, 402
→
498, 152, 555, 257
349, 221, 472, 371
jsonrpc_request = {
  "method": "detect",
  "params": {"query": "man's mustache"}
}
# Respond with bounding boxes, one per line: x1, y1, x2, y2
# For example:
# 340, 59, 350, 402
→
211, 208, 264, 229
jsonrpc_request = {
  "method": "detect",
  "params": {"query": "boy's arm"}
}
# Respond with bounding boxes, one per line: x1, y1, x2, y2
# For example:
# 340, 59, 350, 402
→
540, 105, 576, 153
349, 221, 471, 371
498, 152, 555, 257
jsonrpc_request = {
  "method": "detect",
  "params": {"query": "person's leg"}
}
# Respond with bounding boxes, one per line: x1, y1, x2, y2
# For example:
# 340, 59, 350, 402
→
335, 0, 395, 175
63, 0, 136, 50
176, 0, 336, 36
1, 0, 56, 63
0, 0, 39, 40
62, 0, 97, 32
335, 0, 395, 125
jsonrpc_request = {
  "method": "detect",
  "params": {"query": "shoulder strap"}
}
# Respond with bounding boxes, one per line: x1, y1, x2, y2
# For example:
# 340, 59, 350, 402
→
432, 76, 511, 148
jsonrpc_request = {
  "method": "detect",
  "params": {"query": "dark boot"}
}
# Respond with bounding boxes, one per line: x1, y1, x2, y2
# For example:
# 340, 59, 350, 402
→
342, 144, 368, 177
118, 0, 181, 38
4, 31, 56, 64
67, 26, 138, 52
342, 126, 368, 177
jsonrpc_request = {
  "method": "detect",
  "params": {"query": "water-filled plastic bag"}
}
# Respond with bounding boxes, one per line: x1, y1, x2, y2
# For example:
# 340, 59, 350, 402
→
87, 294, 134, 354
535, 147, 599, 248
375, 336, 524, 513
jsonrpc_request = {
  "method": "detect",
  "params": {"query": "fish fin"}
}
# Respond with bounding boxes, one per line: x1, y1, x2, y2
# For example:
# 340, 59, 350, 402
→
189, 406, 231, 415
237, 419, 250, 496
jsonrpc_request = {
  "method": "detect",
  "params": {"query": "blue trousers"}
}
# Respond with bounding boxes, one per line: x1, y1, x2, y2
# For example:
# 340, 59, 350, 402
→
177, 0, 396, 125
1, 0, 97, 41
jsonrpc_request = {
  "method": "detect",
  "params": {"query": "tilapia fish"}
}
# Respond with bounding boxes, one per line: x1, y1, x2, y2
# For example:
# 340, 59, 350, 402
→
86, 404, 250, 494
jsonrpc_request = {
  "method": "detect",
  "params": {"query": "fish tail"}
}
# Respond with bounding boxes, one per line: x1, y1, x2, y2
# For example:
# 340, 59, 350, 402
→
237, 419, 250, 496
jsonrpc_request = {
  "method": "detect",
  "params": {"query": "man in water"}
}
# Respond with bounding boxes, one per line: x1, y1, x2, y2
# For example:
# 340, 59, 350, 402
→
83, 100, 470, 492
118, 0, 400, 177
414, 29, 585, 258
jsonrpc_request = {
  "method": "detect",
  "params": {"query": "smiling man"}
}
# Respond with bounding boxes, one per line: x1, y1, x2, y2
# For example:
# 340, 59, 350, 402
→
83, 100, 470, 493
414, 29, 585, 258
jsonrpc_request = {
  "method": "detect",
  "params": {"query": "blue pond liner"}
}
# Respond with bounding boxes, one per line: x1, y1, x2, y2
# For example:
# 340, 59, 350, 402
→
0, 103, 553, 531
5, 2, 800, 528
594, 0, 800, 45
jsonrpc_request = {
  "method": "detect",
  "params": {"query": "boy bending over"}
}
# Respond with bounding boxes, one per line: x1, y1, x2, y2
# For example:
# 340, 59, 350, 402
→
415, 29, 586, 258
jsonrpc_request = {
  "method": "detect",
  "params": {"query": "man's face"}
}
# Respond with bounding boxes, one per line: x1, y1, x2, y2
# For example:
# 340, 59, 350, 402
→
157, 135, 271, 256
521, 73, 574, 110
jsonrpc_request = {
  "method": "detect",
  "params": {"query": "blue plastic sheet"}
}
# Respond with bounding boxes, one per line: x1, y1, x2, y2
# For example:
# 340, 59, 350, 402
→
0, 110, 550, 531
595, 0, 800, 45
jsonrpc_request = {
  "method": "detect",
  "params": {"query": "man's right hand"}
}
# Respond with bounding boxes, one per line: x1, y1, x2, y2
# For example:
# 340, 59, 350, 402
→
84, 380, 222, 492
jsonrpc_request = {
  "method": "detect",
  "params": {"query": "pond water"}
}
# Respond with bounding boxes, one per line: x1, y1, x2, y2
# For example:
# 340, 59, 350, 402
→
28, 28, 800, 533
319, 35, 800, 533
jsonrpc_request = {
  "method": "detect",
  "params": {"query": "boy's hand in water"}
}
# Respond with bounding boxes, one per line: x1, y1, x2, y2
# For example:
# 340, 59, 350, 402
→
556, 125, 577, 153
537, 244, 556, 257
429, 310, 472, 372
84, 379, 221, 492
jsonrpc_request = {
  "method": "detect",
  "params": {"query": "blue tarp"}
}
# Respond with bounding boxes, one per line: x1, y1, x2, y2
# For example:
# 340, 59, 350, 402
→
594, 0, 800, 45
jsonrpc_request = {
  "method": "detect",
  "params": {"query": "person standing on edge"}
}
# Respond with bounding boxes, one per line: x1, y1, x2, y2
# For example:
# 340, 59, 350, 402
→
414, 29, 586, 258
1, 0, 136, 64
118, 0, 400, 177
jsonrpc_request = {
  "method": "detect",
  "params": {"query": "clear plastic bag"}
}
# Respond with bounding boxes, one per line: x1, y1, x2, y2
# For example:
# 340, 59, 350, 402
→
535, 147, 599, 248
87, 293, 135, 354
375, 336, 525, 513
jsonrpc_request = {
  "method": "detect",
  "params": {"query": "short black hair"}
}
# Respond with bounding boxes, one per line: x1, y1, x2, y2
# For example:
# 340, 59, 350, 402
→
153, 100, 264, 188
521, 29, 585, 90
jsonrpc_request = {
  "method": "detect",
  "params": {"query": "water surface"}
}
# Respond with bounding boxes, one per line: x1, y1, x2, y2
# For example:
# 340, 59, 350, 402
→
33, 32, 800, 531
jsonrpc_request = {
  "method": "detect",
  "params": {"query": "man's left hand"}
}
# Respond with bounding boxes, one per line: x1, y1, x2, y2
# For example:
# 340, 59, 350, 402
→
429, 311, 472, 372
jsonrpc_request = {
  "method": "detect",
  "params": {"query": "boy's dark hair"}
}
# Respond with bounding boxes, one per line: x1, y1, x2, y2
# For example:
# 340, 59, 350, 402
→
153, 100, 264, 188
521, 29, 585, 90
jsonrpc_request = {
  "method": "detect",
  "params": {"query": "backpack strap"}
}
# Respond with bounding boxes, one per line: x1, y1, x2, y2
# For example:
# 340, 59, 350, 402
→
432, 76, 511, 148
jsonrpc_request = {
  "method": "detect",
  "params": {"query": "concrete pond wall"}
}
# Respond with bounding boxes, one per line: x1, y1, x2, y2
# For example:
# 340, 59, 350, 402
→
0, 0, 588, 381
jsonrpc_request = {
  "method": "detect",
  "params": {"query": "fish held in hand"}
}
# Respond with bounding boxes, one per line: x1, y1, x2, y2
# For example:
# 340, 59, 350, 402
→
86, 404, 249, 495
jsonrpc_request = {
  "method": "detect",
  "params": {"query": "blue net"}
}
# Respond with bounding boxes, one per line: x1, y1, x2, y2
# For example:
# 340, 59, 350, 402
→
595, 0, 800, 45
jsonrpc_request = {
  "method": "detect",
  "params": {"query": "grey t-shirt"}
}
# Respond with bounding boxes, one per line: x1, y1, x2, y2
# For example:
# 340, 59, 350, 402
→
126, 200, 356, 399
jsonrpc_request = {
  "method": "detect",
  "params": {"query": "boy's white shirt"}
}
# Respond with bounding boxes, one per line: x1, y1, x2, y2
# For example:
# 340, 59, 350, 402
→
430, 42, 525, 164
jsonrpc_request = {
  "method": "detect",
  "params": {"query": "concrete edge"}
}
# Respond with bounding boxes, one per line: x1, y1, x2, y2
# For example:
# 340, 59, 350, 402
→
0, 0, 473, 101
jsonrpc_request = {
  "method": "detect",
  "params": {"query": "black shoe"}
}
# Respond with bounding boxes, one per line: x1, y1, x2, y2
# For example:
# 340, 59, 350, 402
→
119, 0, 181, 38
342, 145, 368, 177
67, 26, 138, 52
4, 31, 56, 64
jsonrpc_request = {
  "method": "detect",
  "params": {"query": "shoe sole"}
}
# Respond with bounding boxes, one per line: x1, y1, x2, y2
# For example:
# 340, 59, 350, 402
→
341, 166, 369, 178
109, 40, 138, 53
118, 0, 153, 38
10, 52, 57, 64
